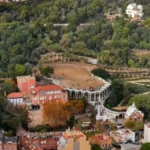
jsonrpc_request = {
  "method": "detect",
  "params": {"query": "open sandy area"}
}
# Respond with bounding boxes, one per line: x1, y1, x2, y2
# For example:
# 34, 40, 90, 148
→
52, 64, 104, 90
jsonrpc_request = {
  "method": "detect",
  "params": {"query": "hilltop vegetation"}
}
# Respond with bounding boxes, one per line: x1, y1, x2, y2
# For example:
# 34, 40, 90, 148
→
0, 0, 150, 77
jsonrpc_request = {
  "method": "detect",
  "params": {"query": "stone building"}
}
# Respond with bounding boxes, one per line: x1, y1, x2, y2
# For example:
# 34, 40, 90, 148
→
124, 103, 144, 124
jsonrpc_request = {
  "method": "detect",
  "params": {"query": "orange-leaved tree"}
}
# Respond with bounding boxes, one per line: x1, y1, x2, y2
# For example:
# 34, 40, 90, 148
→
64, 100, 84, 114
43, 100, 84, 127
43, 100, 70, 127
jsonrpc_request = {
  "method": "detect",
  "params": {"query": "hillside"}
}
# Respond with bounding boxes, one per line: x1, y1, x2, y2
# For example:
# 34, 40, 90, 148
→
0, 0, 150, 78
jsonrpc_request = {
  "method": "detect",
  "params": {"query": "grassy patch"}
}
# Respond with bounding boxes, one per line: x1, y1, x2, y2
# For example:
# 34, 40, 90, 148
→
92, 144, 102, 150
137, 82, 150, 85
127, 83, 150, 94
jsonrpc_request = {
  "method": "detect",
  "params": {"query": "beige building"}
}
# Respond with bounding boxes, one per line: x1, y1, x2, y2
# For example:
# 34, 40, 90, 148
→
57, 129, 91, 150
90, 133, 112, 149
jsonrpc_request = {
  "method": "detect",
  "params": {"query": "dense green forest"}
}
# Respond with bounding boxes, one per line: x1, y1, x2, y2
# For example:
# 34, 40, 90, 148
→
0, 0, 150, 77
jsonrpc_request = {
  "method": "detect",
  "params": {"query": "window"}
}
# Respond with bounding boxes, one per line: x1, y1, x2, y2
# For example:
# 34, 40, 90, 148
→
40, 96, 46, 100
49, 96, 52, 100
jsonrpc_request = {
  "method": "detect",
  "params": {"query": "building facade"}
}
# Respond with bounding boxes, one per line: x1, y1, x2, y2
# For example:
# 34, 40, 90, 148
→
110, 129, 135, 143
31, 85, 68, 105
124, 103, 144, 123
57, 129, 91, 150
17, 76, 36, 92
19, 132, 61, 150
7, 76, 68, 107
144, 123, 150, 143
0, 131, 17, 150
90, 134, 112, 149
126, 3, 144, 18
7, 92, 24, 105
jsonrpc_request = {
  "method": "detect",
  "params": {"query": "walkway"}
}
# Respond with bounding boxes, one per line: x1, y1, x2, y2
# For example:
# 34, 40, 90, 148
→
17, 125, 27, 136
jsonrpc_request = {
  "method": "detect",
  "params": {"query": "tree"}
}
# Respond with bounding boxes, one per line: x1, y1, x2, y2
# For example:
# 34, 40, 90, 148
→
2, 105, 30, 133
74, 41, 86, 50
125, 120, 136, 129
128, 59, 135, 68
2, 79, 17, 94
43, 101, 70, 127
15, 64, 25, 76
128, 94, 150, 120
141, 143, 150, 150
64, 100, 84, 114
144, 17, 150, 28
91, 68, 110, 80
39, 66, 54, 77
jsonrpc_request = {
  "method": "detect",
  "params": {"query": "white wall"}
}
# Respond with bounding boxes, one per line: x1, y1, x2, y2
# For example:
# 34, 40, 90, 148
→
144, 124, 150, 143
8, 98, 24, 105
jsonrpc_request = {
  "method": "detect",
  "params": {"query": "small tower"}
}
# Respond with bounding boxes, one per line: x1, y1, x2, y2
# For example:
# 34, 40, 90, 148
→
96, 101, 104, 129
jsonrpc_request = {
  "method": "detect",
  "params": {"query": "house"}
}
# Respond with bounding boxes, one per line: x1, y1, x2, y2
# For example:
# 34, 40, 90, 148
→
110, 129, 135, 144
144, 123, 150, 143
19, 132, 61, 150
57, 129, 91, 150
0, 131, 17, 150
124, 103, 144, 124
7, 92, 24, 105
90, 133, 112, 150
30, 85, 68, 106
126, 3, 144, 19
17, 76, 36, 92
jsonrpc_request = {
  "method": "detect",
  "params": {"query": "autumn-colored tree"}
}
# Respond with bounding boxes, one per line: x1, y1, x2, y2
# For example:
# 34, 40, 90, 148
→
64, 100, 84, 114
43, 101, 70, 127
43, 100, 84, 127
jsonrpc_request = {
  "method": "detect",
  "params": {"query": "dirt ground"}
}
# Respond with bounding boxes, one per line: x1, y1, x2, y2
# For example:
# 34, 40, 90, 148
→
52, 65, 104, 90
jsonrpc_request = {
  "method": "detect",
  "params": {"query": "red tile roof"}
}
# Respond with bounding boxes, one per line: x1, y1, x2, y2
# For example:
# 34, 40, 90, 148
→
35, 85, 62, 93
7, 92, 23, 98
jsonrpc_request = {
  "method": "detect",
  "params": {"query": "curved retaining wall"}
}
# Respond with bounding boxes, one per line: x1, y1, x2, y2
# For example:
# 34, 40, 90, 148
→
50, 63, 111, 106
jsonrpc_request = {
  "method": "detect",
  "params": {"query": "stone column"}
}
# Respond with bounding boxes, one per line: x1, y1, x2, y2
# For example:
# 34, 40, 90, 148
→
94, 93, 96, 101
88, 93, 91, 102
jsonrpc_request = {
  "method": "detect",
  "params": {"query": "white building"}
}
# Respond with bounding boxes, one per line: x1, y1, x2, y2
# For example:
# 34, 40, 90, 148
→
125, 102, 144, 120
7, 92, 24, 105
126, 3, 144, 18
144, 123, 150, 143
110, 129, 135, 143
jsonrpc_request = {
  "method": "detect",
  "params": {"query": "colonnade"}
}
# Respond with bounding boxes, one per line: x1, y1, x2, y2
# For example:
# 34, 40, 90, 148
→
65, 82, 111, 106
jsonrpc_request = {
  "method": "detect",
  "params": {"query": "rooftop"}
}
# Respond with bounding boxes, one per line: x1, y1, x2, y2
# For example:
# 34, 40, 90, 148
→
63, 130, 85, 139
7, 92, 23, 98
17, 75, 35, 82
35, 85, 63, 93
